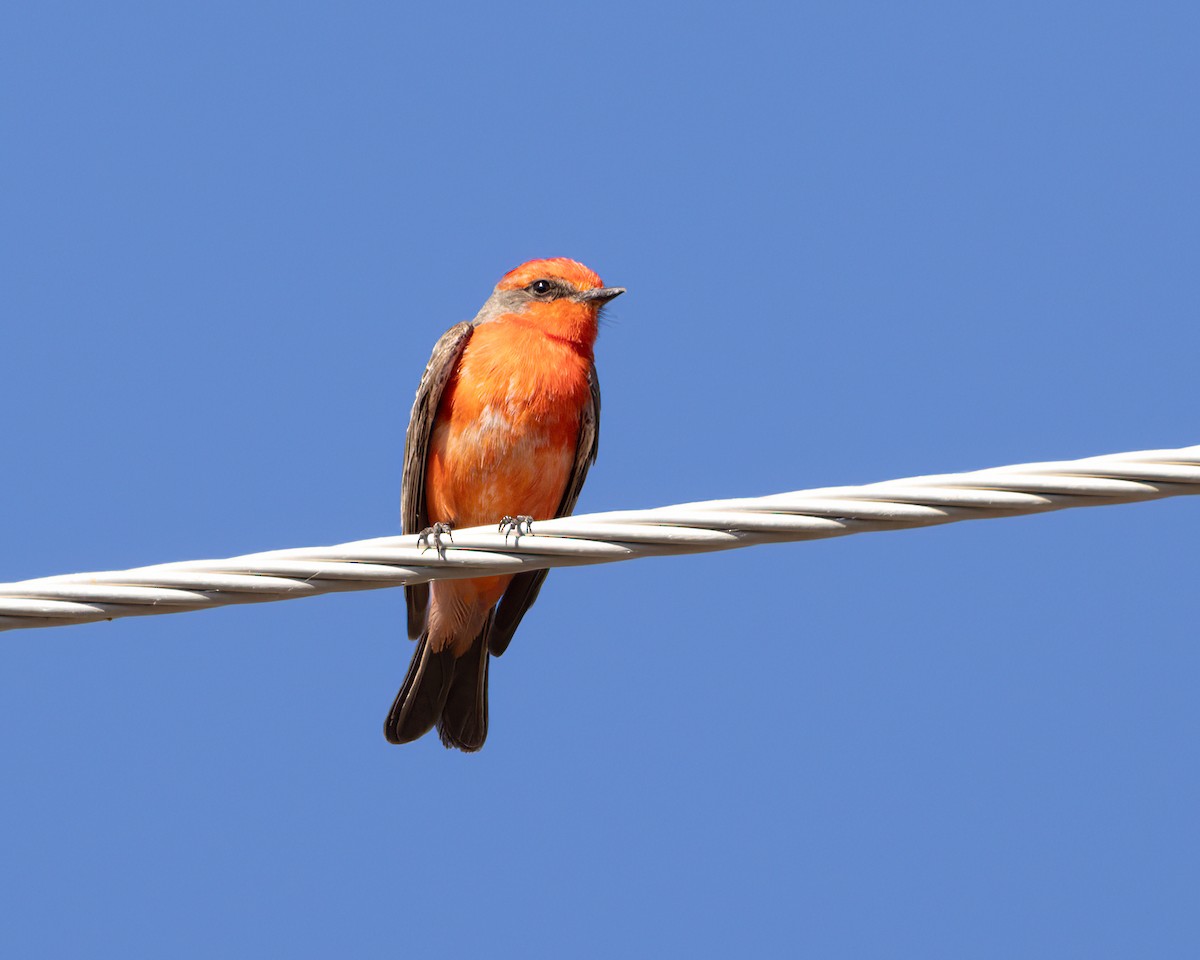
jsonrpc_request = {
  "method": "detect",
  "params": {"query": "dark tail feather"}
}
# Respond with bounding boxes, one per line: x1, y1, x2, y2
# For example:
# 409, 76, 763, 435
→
437, 614, 492, 752
384, 615, 493, 752
384, 632, 454, 745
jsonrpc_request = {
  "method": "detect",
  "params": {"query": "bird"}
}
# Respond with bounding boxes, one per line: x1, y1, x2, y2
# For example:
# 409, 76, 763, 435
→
385, 258, 624, 751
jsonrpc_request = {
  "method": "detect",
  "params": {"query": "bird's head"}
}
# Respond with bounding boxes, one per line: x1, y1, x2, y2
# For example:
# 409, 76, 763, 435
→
473, 258, 625, 348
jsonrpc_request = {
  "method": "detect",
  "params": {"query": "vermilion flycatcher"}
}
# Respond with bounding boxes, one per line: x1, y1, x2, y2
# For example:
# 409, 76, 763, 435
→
385, 258, 624, 751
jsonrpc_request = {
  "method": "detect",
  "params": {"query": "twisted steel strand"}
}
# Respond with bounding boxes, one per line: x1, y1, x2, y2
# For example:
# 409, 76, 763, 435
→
0, 445, 1195, 632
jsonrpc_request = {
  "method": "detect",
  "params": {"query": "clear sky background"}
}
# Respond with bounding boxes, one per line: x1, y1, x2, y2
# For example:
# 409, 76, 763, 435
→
2, 2, 1198, 957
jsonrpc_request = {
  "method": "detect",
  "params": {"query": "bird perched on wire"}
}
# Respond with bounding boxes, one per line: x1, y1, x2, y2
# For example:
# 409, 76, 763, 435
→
385, 258, 624, 751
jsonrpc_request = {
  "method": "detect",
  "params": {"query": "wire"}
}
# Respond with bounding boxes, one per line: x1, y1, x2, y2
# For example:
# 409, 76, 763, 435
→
1, 444, 1196, 631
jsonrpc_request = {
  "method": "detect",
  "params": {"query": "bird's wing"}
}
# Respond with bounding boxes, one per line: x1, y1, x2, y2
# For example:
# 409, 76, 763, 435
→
488, 361, 601, 656
403, 321, 474, 639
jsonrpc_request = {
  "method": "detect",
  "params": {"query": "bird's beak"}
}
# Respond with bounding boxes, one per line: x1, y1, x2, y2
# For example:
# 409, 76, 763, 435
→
576, 286, 626, 305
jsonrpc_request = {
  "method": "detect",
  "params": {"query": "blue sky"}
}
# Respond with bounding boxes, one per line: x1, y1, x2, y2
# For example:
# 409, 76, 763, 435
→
2, 2, 1198, 956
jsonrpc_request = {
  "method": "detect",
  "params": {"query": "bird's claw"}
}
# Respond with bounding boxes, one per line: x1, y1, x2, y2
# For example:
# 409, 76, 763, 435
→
417, 522, 454, 557
498, 515, 535, 541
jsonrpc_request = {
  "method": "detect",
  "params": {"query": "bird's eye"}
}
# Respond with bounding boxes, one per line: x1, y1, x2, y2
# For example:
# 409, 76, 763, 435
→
528, 279, 554, 296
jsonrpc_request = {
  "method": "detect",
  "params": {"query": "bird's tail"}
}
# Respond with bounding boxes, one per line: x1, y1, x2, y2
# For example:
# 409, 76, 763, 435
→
384, 615, 492, 752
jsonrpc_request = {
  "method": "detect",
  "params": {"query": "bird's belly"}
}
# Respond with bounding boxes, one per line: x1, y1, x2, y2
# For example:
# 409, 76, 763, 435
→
426, 404, 577, 529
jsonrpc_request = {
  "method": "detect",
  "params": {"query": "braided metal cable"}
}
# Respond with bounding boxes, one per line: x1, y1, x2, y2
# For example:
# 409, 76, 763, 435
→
1, 444, 1196, 632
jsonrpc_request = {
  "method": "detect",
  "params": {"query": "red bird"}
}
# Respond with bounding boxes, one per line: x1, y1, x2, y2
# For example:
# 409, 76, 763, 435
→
386, 258, 624, 751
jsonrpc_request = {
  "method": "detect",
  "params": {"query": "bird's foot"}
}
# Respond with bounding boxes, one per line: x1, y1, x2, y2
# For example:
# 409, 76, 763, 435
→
417, 522, 454, 557
498, 515, 535, 541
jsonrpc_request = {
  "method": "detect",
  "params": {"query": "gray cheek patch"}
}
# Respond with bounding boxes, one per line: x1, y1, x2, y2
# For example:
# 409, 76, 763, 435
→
472, 289, 531, 325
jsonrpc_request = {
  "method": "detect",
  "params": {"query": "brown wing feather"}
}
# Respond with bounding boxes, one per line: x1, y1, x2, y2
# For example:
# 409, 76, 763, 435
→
488, 361, 601, 656
402, 321, 474, 639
